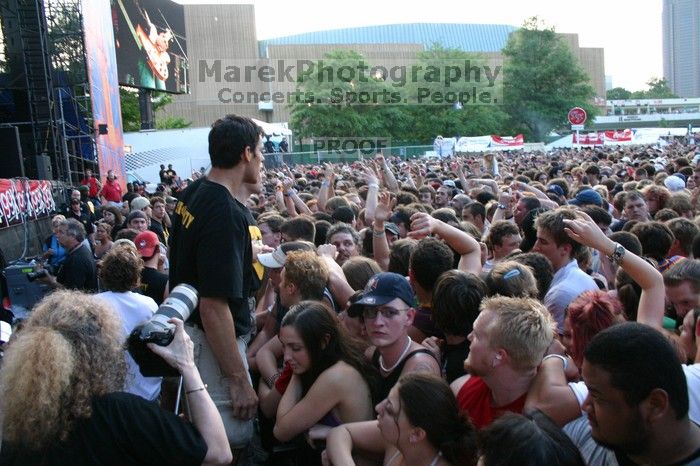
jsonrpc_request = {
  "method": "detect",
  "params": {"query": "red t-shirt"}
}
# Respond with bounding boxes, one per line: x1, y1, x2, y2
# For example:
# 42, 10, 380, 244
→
456, 376, 526, 429
101, 179, 122, 202
81, 176, 100, 197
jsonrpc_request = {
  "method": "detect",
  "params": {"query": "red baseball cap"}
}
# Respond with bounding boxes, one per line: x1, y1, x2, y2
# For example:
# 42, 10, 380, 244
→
134, 230, 159, 257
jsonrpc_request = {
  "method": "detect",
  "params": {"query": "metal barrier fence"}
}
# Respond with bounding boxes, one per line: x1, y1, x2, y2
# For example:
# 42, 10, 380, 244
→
263, 145, 434, 168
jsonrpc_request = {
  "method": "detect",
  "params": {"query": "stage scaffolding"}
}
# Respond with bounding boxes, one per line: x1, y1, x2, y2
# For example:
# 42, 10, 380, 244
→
0, 0, 96, 184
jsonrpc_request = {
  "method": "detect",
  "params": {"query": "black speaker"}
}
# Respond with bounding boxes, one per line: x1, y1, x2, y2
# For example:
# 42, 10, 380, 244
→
36, 153, 52, 180
0, 126, 24, 178
97, 124, 108, 135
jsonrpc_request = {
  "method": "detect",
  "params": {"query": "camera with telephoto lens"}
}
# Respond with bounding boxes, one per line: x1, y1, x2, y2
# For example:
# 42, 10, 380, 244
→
26, 269, 48, 282
127, 284, 198, 377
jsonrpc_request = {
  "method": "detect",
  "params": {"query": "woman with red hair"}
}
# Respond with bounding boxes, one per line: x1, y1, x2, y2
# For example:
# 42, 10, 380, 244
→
562, 290, 626, 370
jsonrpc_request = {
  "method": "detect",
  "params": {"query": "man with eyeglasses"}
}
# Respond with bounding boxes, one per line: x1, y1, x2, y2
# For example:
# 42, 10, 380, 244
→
348, 272, 440, 401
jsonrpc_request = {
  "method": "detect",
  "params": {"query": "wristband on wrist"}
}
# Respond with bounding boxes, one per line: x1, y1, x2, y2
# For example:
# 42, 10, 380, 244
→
607, 242, 626, 266
542, 354, 568, 371
373, 229, 386, 237
368, 183, 379, 190
186, 385, 207, 395
265, 372, 281, 389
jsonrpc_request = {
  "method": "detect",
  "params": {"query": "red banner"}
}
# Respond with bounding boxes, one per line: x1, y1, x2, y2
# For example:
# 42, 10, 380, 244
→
0, 179, 56, 229
604, 129, 633, 142
491, 134, 524, 147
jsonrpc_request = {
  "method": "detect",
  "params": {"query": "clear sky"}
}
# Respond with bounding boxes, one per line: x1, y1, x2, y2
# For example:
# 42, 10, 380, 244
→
176, 0, 663, 92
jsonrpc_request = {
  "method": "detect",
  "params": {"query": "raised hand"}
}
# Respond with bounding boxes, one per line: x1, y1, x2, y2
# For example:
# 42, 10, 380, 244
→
317, 243, 338, 260
562, 210, 614, 254
408, 212, 437, 239
374, 191, 392, 223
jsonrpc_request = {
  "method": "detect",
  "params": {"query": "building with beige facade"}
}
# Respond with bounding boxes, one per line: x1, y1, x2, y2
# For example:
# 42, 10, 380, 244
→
161, 4, 605, 127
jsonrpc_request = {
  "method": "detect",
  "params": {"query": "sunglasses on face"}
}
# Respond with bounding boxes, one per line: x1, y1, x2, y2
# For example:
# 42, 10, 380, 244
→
362, 306, 409, 320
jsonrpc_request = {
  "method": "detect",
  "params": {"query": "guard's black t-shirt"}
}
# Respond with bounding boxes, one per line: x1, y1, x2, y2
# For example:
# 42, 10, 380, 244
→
0, 392, 207, 466
140, 266, 168, 306
169, 178, 253, 336
56, 243, 97, 292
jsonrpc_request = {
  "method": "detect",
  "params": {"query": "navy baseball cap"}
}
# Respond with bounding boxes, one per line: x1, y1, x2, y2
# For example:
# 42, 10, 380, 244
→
568, 189, 603, 207
546, 185, 565, 197
347, 272, 415, 317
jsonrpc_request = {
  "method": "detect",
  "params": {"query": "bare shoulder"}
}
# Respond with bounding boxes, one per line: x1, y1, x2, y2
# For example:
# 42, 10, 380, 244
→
402, 348, 441, 377
450, 374, 471, 395
319, 361, 366, 388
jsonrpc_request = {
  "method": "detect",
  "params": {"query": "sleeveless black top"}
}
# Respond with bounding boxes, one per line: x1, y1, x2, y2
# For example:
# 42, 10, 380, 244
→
371, 348, 439, 401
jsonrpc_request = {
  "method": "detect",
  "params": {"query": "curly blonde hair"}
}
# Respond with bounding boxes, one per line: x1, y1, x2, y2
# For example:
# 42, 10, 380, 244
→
0, 291, 126, 449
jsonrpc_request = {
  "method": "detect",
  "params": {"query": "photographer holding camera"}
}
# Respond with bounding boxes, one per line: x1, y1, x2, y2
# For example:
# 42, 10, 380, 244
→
37, 218, 97, 292
0, 290, 232, 465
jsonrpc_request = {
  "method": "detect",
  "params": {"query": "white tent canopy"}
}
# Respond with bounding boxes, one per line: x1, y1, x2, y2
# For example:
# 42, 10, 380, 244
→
545, 127, 692, 150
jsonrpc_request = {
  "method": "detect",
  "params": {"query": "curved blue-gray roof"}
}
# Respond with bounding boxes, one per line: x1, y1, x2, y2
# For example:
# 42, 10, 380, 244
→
258, 23, 516, 56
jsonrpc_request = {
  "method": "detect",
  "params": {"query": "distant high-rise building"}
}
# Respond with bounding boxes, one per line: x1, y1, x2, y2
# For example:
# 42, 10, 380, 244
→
663, 0, 700, 97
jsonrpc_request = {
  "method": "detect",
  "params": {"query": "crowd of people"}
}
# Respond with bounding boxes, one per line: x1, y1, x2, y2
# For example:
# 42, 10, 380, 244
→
2, 114, 700, 466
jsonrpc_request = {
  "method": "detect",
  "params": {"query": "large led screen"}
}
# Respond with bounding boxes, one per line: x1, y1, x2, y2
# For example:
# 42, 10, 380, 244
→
112, 0, 188, 93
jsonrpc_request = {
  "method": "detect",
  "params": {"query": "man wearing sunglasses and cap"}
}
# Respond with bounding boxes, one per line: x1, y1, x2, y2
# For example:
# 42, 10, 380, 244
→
348, 272, 440, 401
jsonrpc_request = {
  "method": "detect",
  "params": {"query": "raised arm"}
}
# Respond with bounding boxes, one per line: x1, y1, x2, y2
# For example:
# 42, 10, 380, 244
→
563, 211, 665, 328
362, 166, 380, 225
491, 192, 515, 224
472, 178, 501, 198
317, 164, 336, 212
376, 154, 399, 193
407, 212, 481, 275
511, 181, 559, 209
317, 244, 356, 310
371, 192, 392, 271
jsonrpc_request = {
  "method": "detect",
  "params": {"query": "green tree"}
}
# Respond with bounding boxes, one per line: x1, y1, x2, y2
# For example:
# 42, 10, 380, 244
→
630, 78, 677, 99
607, 87, 632, 100
288, 45, 508, 144
120, 88, 141, 132
395, 44, 509, 142
288, 50, 401, 140
119, 87, 191, 132
501, 17, 597, 142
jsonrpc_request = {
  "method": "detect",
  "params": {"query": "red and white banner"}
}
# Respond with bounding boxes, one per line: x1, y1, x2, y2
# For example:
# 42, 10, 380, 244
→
604, 129, 633, 142
490, 134, 524, 148
572, 129, 634, 146
0, 179, 56, 229
454, 134, 524, 152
